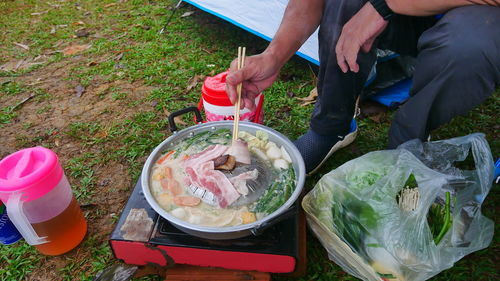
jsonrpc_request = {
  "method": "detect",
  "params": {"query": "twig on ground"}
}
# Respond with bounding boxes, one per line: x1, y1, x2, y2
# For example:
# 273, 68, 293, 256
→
12, 93, 36, 111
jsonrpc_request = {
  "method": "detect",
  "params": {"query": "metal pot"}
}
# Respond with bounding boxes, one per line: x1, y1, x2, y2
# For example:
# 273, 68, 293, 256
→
141, 107, 305, 240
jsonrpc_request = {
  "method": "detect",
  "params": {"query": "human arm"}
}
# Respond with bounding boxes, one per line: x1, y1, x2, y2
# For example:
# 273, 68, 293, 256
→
226, 0, 324, 110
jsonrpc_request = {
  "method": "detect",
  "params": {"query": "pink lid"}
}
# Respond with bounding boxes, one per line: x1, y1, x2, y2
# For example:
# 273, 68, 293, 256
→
0, 147, 63, 202
202, 71, 233, 106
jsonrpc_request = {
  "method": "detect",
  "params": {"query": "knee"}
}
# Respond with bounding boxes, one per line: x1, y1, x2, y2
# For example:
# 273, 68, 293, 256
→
319, 0, 365, 42
417, 6, 500, 79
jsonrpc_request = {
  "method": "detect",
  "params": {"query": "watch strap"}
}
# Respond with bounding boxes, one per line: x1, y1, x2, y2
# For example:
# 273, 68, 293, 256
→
369, 0, 394, 20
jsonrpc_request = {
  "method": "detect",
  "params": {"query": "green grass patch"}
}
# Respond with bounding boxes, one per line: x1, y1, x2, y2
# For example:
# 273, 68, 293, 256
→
0, 243, 40, 280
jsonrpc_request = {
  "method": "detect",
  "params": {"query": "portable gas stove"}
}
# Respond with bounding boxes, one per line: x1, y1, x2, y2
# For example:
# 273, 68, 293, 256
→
110, 178, 305, 274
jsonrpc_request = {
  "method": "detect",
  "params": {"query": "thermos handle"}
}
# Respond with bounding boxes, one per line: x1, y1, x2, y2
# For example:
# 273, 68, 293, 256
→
6, 193, 48, 245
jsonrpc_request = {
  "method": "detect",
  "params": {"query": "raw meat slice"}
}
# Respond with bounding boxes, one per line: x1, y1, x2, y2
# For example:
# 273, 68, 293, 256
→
229, 169, 259, 195
183, 145, 228, 167
228, 140, 251, 164
185, 159, 240, 208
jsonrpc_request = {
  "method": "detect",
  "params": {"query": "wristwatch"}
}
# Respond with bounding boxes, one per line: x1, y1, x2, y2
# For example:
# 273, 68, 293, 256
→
369, 0, 394, 20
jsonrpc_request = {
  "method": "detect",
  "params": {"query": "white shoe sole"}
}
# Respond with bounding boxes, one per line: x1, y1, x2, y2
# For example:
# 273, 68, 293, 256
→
306, 129, 358, 176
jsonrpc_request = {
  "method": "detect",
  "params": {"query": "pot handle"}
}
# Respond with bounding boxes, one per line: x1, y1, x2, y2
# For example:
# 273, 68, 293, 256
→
168, 106, 203, 133
250, 206, 298, 236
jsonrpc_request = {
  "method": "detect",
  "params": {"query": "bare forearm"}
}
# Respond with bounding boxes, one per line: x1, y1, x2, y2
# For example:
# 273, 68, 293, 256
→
387, 0, 499, 16
265, 0, 324, 67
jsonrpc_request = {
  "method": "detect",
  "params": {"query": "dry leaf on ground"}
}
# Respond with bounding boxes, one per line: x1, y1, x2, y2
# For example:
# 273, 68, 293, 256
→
52, 40, 66, 48
0, 78, 13, 85
31, 10, 48, 16
104, 3, 118, 8
75, 28, 90, 38
13, 42, 30, 50
114, 53, 124, 61
94, 129, 109, 139
0, 56, 47, 72
186, 75, 205, 93
111, 33, 127, 41
62, 44, 91, 55
297, 87, 318, 106
75, 84, 85, 97
359, 99, 389, 123
181, 11, 195, 17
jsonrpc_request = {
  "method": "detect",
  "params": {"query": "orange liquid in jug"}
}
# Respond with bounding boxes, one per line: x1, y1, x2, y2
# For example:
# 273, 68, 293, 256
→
32, 197, 87, 255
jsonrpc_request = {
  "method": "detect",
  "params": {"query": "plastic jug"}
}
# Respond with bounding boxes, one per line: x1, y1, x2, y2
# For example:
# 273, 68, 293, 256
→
199, 71, 264, 123
0, 147, 87, 255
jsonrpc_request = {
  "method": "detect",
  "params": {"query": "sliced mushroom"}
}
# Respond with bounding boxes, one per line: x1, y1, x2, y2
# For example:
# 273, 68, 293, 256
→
213, 154, 229, 167
215, 155, 236, 171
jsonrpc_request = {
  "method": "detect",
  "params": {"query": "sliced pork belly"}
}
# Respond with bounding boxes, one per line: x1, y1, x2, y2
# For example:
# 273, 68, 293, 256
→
183, 146, 241, 208
229, 169, 259, 196
228, 139, 251, 165
183, 145, 228, 168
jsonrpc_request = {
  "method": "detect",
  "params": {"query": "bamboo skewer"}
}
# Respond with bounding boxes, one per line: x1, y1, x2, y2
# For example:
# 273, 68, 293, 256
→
232, 46, 246, 142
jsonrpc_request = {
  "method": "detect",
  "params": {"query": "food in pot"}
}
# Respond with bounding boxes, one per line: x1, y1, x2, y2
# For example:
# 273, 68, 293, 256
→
150, 129, 296, 227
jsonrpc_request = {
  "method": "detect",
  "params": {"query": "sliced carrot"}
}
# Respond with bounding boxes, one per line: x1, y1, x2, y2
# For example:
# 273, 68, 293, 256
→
164, 166, 173, 179
174, 196, 201, 206
156, 150, 175, 164
181, 155, 190, 161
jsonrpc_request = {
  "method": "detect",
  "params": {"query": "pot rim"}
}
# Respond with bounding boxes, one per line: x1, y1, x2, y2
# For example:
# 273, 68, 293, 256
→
141, 121, 305, 234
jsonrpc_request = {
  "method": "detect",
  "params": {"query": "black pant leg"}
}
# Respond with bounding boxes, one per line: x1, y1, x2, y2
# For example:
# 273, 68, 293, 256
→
388, 6, 500, 148
311, 0, 374, 137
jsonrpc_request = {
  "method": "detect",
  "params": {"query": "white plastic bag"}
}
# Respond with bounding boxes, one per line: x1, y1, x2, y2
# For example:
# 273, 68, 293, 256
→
302, 133, 494, 281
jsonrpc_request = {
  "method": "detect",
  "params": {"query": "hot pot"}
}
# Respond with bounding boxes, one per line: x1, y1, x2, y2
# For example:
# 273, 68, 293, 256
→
141, 107, 305, 240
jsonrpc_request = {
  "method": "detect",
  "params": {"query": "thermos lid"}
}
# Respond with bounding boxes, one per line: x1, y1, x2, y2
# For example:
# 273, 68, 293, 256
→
0, 147, 63, 202
201, 71, 233, 106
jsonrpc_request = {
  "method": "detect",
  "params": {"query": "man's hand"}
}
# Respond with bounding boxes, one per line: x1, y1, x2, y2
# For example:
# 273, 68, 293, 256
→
336, 2, 388, 73
226, 52, 281, 111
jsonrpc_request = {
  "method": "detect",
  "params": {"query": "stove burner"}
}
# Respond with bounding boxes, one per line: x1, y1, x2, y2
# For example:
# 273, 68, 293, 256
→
151, 206, 297, 254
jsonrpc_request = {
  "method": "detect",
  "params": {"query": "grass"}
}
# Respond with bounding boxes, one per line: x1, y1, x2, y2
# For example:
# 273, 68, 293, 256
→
1, 0, 498, 280
0, 243, 38, 280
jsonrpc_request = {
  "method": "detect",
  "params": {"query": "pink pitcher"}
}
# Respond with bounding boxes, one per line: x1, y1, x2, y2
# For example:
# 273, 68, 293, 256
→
0, 147, 87, 255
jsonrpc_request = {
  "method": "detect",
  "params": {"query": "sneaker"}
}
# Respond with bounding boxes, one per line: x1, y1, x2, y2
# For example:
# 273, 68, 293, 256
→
294, 119, 358, 175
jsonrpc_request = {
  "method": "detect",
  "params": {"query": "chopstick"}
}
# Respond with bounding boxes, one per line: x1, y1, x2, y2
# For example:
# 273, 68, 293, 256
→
232, 46, 246, 142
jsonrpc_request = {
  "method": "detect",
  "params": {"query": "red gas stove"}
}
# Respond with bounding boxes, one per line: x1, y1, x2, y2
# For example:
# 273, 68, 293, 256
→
110, 179, 305, 274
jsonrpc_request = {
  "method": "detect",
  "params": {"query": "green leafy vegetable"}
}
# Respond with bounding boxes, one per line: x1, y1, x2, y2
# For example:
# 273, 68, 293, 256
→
253, 167, 295, 214
172, 129, 231, 158
377, 273, 397, 279
433, 192, 452, 244
328, 166, 388, 259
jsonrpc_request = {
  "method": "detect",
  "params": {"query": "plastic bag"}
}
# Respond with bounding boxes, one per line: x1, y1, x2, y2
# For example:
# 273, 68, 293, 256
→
302, 133, 494, 281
